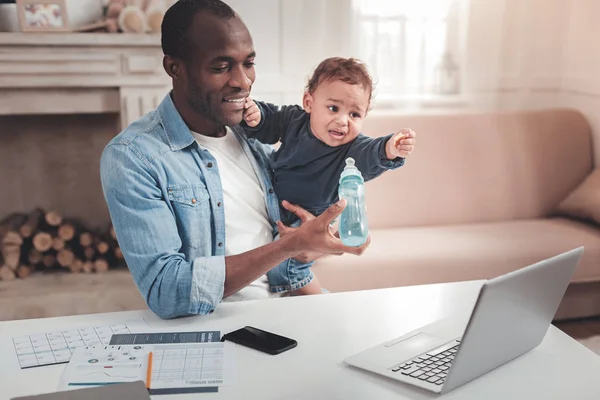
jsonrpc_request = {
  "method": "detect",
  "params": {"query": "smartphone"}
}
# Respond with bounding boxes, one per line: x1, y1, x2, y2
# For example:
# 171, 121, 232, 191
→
221, 326, 297, 355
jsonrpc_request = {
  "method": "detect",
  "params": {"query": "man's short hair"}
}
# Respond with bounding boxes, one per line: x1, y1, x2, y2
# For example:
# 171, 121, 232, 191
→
161, 0, 236, 61
306, 57, 374, 104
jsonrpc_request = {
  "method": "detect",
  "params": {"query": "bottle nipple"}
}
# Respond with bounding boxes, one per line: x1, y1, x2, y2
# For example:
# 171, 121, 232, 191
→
340, 157, 363, 183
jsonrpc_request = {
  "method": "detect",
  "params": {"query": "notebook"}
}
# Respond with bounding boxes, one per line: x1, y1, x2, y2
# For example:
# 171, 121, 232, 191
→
11, 381, 149, 400
58, 342, 235, 395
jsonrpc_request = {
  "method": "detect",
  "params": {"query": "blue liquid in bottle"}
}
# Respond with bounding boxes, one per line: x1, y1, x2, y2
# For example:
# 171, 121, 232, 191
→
338, 157, 369, 246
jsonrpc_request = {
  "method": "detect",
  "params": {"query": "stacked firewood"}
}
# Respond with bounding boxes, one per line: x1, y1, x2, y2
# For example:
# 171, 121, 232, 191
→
0, 209, 125, 281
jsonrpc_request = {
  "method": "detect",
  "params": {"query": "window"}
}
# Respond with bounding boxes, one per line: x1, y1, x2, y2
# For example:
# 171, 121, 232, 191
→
353, 0, 462, 100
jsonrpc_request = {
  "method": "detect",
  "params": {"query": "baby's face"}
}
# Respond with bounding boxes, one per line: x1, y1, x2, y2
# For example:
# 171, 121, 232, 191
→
303, 80, 370, 147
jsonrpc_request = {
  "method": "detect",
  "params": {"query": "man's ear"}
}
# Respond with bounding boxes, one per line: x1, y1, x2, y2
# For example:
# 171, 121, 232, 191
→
163, 55, 183, 79
303, 91, 313, 113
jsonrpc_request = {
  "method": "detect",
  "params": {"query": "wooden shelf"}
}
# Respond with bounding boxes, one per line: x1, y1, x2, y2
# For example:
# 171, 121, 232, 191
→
0, 32, 161, 47
0, 32, 169, 124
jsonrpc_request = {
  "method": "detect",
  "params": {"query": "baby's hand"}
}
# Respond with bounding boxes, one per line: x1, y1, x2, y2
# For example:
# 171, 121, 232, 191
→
386, 128, 416, 159
243, 97, 261, 127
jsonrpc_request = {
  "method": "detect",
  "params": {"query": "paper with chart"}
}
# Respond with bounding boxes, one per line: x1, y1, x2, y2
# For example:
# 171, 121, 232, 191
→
58, 342, 235, 395
12, 318, 149, 369
109, 330, 221, 345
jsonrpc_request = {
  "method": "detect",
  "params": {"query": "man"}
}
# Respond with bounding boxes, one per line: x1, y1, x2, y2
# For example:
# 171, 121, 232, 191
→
99, 0, 369, 319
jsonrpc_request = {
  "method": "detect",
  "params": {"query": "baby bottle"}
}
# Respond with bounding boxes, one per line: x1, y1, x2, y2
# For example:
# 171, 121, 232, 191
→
338, 157, 369, 246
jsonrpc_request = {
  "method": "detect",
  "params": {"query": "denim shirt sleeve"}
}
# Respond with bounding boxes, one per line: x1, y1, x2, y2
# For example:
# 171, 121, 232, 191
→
347, 133, 405, 182
100, 142, 224, 319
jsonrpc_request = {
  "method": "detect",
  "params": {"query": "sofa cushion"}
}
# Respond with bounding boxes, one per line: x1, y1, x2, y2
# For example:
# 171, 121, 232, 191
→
313, 218, 600, 292
360, 109, 593, 228
555, 168, 600, 226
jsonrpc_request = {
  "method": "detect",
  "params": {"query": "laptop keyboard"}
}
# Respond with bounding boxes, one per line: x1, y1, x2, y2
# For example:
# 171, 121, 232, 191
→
390, 339, 461, 386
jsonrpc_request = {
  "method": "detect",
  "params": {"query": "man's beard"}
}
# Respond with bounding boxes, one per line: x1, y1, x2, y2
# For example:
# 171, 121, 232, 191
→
187, 78, 216, 123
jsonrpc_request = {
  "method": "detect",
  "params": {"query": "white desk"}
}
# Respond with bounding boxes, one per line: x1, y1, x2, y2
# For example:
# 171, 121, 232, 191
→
2, 280, 600, 399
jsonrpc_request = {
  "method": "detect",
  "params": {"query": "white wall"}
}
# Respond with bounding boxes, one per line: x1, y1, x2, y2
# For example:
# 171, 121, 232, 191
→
227, 0, 599, 163
225, 0, 353, 105
230, 0, 569, 110
461, 0, 599, 163
558, 0, 600, 165
463, 0, 565, 110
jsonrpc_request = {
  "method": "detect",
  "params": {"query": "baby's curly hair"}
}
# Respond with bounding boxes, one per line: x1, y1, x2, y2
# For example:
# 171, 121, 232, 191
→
306, 57, 374, 104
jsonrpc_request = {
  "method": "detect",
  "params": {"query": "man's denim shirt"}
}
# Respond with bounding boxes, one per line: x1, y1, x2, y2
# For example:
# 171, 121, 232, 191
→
100, 94, 281, 319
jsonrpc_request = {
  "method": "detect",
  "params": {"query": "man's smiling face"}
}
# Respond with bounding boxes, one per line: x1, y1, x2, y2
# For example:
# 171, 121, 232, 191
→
183, 12, 256, 127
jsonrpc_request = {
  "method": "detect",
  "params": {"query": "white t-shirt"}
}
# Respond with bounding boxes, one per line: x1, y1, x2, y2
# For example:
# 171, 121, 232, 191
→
192, 128, 279, 302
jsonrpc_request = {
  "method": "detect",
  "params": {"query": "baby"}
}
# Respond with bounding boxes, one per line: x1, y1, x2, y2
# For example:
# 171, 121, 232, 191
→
241, 57, 416, 296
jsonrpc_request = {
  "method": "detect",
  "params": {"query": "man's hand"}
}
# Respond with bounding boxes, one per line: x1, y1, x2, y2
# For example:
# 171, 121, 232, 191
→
386, 128, 416, 159
278, 200, 370, 263
243, 97, 261, 127
276, 200, 336, 263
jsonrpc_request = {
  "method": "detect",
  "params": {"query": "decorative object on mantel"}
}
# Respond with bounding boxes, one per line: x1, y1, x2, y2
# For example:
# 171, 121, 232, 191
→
434, 52, 460, 95
0, 0, 176, 33
104, 0, 174, 33
15, 0, 69, 32
0, 209, 126, 281
0, 1, 19, 32
9, 0, 105, 32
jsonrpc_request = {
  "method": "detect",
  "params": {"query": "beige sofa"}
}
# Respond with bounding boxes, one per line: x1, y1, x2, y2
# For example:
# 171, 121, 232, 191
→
314, 108, 600, 320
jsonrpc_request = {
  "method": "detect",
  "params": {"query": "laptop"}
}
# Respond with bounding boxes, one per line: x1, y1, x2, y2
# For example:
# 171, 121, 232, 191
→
344, 247, 584, 394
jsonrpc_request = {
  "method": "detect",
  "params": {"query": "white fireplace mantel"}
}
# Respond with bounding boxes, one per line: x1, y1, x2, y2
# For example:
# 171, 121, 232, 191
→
0, 33, 171, 129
